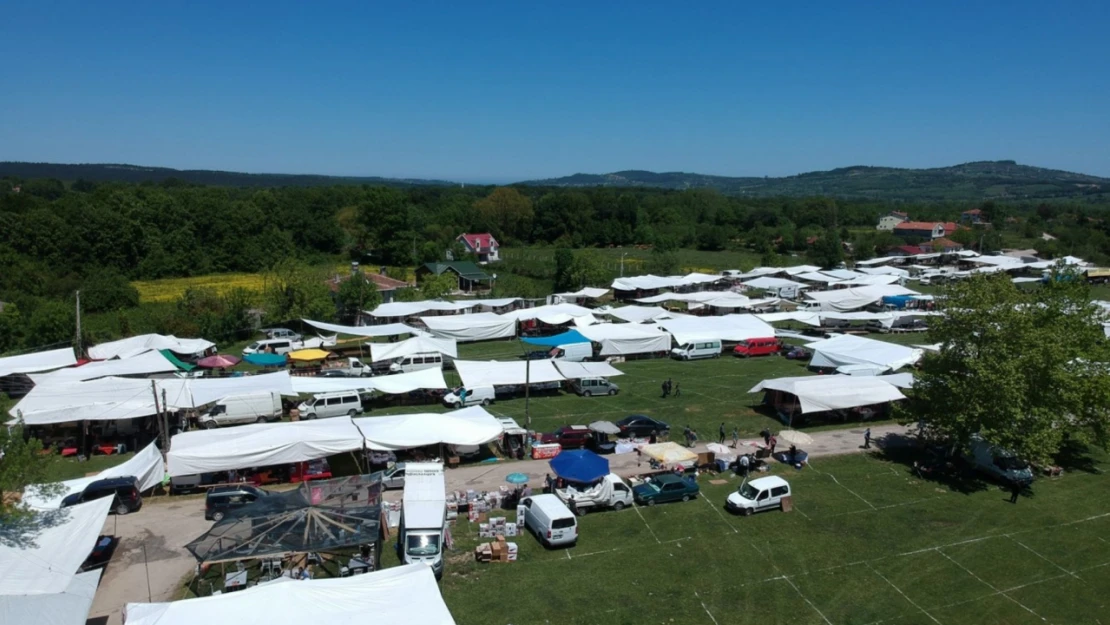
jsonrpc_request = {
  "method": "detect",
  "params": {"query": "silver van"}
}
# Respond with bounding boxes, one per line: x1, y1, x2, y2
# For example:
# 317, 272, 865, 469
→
297, 391, 363, 419
242, 338, 294, 355
571, 377, 619, 397
521, 494, 578, 548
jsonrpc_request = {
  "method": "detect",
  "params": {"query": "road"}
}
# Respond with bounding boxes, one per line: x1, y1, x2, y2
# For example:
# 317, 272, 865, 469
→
87, 423, 910, 625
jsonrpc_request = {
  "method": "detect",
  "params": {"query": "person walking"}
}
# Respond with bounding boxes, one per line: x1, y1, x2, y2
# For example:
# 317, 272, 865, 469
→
674, 382, 681, 397
863, 427, 872, 449
718, 422, 726, 444
731, 427, 739, 449
666, 378, 673, 397
769, 435, 777, 454
661, 380, 669, 399
1009, 481, 1024, 504
761, 428, 771, 447
544, 473, 554, 494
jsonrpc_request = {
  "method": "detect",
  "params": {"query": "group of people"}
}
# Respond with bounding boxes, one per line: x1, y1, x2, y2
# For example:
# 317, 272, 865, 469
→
660, 378, 680, 398
718, 422, 740, 448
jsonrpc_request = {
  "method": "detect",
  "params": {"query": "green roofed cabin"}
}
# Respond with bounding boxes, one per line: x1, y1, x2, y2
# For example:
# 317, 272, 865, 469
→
415, 261, 492, 293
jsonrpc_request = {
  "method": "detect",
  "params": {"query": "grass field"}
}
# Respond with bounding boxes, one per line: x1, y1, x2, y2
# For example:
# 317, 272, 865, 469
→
132, 273, 268, 303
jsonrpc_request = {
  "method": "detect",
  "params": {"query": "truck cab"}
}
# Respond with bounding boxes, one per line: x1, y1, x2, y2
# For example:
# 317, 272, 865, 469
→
398, 462, 447, 578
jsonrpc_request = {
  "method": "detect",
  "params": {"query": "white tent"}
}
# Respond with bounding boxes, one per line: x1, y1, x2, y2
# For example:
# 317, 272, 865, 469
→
454, 360, 564, 387
289, 367, 447, 395
0, 497, 112, 595
28, 350, 178, 385
23, 441, 165, 509
124, 564, 455, 625
855, 256, 898, 266
576, 324, 672, 356
421, 313, 516, 342
879, 373, 915, 389
782, 265, 822, 276
501, 303, 594, 322
836, 274, 902, 287
805, 334, 923, 372
88, 334, 214, 360
731, 267, 784, 279
302, 319, 424, 338
552, 360, 625, 379
634, 291, 733, 304
803, 285, 919, 312
742, 276, 808, 293
749, 375, 906, 413
657, 315, 776, 345
354, 406, 502, 451
795, 272, 844, 284
369, 300, 475, 318
858, 266, 910, 277
611, 274, 688, 291
0, 569, 101, 625
822, 269, 867, 281
368, 336, 458, 362
556, 287, 610, 300
607, 306, 679, 323
167, 417, 365, 477
0, 348, 77, 378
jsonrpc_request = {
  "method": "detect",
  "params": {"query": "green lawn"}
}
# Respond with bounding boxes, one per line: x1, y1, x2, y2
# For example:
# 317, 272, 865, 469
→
432, 445, 1110, 625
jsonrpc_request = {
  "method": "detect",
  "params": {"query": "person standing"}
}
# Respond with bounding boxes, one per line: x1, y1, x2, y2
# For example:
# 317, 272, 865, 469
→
769, 435, 777, 454
863, 427, 872, 449
1009, 481, 1024, 504
661, 380, 669, 399
761, 428, 771, 447
674, 382, 681, 397
731, 427, 739, 449
739, 453, 750, 478
718, 422, 726, 444
666, 378, 673, 397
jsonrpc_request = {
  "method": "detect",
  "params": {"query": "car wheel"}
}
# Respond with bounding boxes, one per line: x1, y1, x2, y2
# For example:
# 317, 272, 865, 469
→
305, 413, 316, 419
742, 507, 753, 517
115, 503, 130, 516
576, 506, 587, 517
203, 421, 218, 429
481, 398, 491, 406
613, 502, 625, 511
608, 389, 617, 396
583, 390, 592, 397
212, 511, 225, 522
681, 494, 691, 502
348, 409, 358, 417
647, 499, 656, 507
256, 417, 267, 424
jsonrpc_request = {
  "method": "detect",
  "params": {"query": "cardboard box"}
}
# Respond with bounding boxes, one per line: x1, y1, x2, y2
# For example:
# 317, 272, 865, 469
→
490, 541, 503, 558
504, 522, 518, 537
479, 523, 493, 538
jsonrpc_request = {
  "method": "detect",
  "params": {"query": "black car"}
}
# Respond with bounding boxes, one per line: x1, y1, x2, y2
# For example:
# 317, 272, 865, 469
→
205, 484, 270, 522
615, 415, 670, 438
61, 476, 142, 515
81, 535, 119, 571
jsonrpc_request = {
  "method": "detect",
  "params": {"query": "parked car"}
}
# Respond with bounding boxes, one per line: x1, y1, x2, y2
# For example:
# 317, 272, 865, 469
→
726, 476, 791, 516
733, 337, 781, 357
632, 473, 699, 506
571, 377, 620, 397
782, 346, 812, 360
382, 463, 407, 489
80, 535, 119, 571
242, 338, 296, 356
539, 426, 592, 449
205, 484, 270, 522
61, 476, 142, 515
265, 328, 302, 342
968, 434, 1033, 485
615, 415, 670, 438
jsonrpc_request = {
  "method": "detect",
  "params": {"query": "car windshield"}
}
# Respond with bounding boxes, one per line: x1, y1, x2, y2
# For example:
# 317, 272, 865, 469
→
406, 533, 441, 557
738, 483, 759, 499
641, 479, 661, 492
246, 342, 259, 350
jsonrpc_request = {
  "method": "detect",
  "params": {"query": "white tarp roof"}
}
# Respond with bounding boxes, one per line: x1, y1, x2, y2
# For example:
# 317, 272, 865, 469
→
302, 319, 424, 338
742, 277, 808, 291
803, 285, 919, 311
0, 348, 77, 378
782, 265, 822, 276
576, 324, 673, 356
855, 256, 897, 266
607, 306, 678, 323
657, 315, 775, 345
29, 350, 177, 384
124, 564, 455, 625
454, 360, 564, 387
552, 360, 624, 379
756, 311, 822, 326
289, 367, 447, 395
88, 334, 214, 360
167, 417, 365, 477
557, 287, 609, 299
634, 291, 735, 304
23, 441, 165, 509
369, 336, 458, 362
879, 373, 915, 389
966, 255, 1027, 268
731, 267, 784, 279
354, 406, 502, 451
0, 497, 112, 595
805, 334, 924, 372
500, 303, 594, 322
611, 274, 688, 291
749, 375, 907, 413
420, 313, 516, 342
536, 313, 599, 327
0, 569, 101, 625
858, 266, 910, 277
837, 274, 902, 287
370, 300, 474, 318
795, 272, 844, 284
822, 269, 867, 280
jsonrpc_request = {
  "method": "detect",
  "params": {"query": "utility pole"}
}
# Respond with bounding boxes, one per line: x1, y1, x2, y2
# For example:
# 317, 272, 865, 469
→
74, 290, 82, 357
152, 381, 166, 455
524, 357, 531, 429
620, 253, 627, 277
162, 388, 170, 452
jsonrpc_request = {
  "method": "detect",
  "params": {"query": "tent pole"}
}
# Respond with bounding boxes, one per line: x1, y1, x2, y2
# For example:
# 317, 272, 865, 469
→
525, 358, 531, 429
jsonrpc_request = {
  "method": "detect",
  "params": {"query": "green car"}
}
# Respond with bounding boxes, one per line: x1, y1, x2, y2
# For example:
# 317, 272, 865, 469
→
632, 473, 700, 506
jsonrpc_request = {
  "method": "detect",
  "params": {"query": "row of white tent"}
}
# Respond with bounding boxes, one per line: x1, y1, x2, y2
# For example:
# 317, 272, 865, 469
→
750, 373, 910, 414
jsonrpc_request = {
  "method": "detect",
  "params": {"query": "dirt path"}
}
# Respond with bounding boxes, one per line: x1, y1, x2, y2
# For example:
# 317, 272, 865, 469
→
87, 423, 910, 624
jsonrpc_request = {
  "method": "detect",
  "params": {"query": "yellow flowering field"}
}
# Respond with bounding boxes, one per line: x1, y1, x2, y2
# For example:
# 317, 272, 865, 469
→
131, 273, 268, 303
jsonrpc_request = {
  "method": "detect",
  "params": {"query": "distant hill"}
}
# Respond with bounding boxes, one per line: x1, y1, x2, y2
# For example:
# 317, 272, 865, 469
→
520, 161, 1110, 202
0, 162, 456, 188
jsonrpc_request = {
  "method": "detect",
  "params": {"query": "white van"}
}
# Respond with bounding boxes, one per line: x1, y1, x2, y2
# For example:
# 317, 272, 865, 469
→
726, 476, 791, 516
389, 352, 444, 374
521, 494, 578, 548
671, 339, 722, 360
442, 386, 494, 408
198, 392, 283, 429
242, 338, 295, 356
551, 343, 592, 362
297, 391, 363, 419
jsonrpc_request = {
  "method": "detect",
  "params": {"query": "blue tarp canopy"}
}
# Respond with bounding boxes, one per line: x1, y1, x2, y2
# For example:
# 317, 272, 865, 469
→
243, 353, 288, 367
881, 295, 914, 309
521, 330, 590, 347
549, 449, 609, 483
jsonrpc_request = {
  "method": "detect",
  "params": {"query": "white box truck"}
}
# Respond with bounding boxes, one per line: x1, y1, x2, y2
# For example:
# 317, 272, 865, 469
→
399, 462, 447, 579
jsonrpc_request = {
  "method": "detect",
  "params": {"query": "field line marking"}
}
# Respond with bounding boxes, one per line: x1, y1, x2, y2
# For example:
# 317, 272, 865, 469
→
693, 590, 720, 625
828, 472, 877, 509
822, 496, 941, 518
934, 548, 1048, 621
565, 549, 571, 560
702, 493, 739, 533
866, 562, 943, 625
793, 504, 813, 520
632, 503, 662, 544
660, 536, 693, 545
783, 577, 833, 625
1010, 537, 1080, 580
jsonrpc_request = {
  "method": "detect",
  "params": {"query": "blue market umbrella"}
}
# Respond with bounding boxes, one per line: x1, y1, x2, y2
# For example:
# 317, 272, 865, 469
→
244, 353, 288, 367
549, 449, 609, 483
505, 472, 530, 485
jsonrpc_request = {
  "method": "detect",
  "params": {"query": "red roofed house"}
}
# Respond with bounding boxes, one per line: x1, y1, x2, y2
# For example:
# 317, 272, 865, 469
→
894, 221, 958, 240
890, 245, 925, 257
456, 233, 500, 263
961, 208, 984, 224
877, 210, 910, 231
928, 237, 964, 252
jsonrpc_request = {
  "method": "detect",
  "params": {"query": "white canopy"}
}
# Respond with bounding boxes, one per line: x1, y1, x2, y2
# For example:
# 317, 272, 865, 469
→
879, 373, 915, 389
289, 367, 447, 395
454, 359, 564, 387
557, 287, 610, 299
836, 274, 902, 287
607, 306, 679, 323
782, 265, 822, 276
552, 360, 624, 379
23, 441, 165, 509
730, 267, 784, 279
167, 417, 365, 477
742, 276, 808, 291
755, 311, 822, 326
855, 256, 898, 266
657, 315, 776, 345
500, 303, 594, 322
421, 313, 516, 342
124, 564, 455, 625
803, 285, 919, 311
29, 350, 177, 385
88, 334, 214, 360
0, 348, 77, 378
368, 336, 457, 362
858, 266, 910, 277
369, 300, 475, 318
576, 324, 672, 356
302, 319, 424, 338
822, 269, 867, 280
805, 334, 923, 372
0, 497, 112, 595
354, 406, 502, 451
0, 569, 101, 625
749, 375, 906, 413
634, 291, 732, 304
795, 272, 843, 284
611, 274, 688, 291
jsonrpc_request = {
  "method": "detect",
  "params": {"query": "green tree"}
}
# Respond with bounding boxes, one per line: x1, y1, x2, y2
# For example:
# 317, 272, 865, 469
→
567, 250, 609, 288
645, 248, 679, 275
553, 248, 575, 292
81, 269, 140, 313
262, 260, 335, 324
0, 303, 24, 353
335, 273, 384, 324
1, 424, 62, 523
908, 271, 1110, 464
474, 187, 534, 242
806, 232, 843, 268
26, 300, 74, 348
417, 272, 457, 300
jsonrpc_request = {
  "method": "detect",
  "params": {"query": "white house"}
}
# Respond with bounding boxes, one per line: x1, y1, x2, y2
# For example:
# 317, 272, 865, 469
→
876, 211, 910, 231
456, 232, 500, 263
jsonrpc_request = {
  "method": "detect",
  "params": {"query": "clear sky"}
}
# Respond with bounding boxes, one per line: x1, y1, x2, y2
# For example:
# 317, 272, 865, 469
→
1, 1, 1108, 182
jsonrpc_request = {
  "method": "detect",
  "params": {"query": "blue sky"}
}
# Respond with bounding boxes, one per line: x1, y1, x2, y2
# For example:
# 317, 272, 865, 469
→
1, 1, 1108, 181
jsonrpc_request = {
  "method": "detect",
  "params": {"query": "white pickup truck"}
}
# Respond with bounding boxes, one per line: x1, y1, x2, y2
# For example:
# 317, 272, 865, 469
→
554, 473, 633, 514
319, 357, 373, 377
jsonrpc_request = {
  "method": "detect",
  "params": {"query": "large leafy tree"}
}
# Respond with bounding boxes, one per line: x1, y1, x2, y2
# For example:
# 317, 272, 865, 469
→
0, 425, 61, 523
567, 250, 609, 289
909, 270, 1110, 464
262, 260, 336, 324
473, 187, 534, 243
335, 274, 383, 324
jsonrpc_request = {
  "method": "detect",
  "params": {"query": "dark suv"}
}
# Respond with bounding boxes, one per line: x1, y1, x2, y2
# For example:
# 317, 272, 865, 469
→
539, 426, 593, 449
61, 476, 142, 515
205, 485, 269, 521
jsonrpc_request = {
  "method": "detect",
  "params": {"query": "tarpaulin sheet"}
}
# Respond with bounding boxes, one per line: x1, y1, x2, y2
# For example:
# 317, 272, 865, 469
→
552, 360, 625, 379
454, 360, 564, 387
501, 303, 594, 322
88, 334, 214, 360
289, 367, 447, 395
611, 275, 689, 291
302, 319, 424, 338
368, 336, 457, 361
421, 313, 516, 342
0, 497, 112, 595
557, 287, 610, 299
0, 348, 77, 378
354, 406, 502, 451
749, 375, 906, 413
805, 334, 923, 371
577, 324, 672, 356
803, 285, 920, 312
658, 315, 775, 345
742, 277, 808, 291
23, 441, 165, 509
369, 300, 476, 318
607, 306, 679, 323
0, 569, 101, 625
